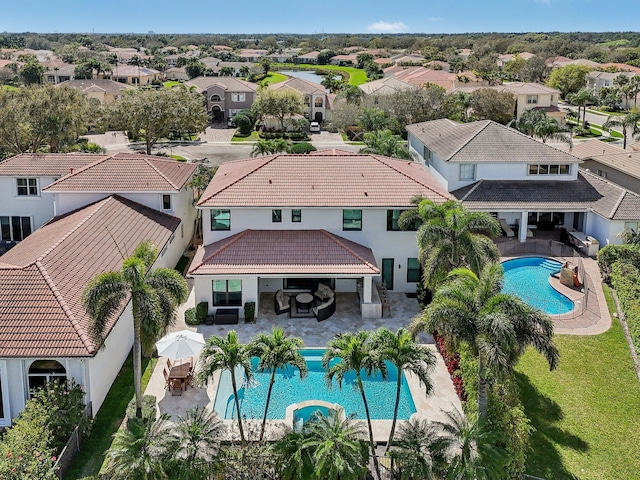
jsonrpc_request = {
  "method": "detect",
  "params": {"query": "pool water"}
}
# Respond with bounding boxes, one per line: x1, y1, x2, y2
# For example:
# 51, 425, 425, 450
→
502, 257, 573, 315
213, 348, 417, 420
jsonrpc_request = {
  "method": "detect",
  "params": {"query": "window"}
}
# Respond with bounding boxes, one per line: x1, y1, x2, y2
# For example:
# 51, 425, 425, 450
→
459, 164, 476, 181
624, 222, 639, 232
1, 216, 32, 241
314, 97, 323, 107
272, 209, 282, 222
210, 209, 231, 230
304, 95, 311, 106
17, 178, 38, 196
422, 146, 433, 164
597, 169, 607, 179
342, 209, 362, 231
210, 94, 221, 102
181, 223, 184, 238
526, 95, 538, 104
231, 92, 245, 102
162, 194, 171, 210
292, 209, 301, 222
28, 360, 66, 398
212, 279, 242, 306
528, 164, 571, 175
407, 258, 421, 283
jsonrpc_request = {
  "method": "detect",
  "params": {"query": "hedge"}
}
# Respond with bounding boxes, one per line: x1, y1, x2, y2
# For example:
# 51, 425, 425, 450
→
597, 244, 640, 283
196, 302, 208, 323
611, 261, 640, 355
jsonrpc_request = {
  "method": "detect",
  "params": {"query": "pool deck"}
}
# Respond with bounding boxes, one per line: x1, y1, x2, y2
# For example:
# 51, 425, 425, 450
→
145, 289, 463, 443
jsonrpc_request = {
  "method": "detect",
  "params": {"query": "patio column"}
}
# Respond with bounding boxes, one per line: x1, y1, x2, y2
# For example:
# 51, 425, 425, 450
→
519, 211, 528, 243
362, 276, 372, 303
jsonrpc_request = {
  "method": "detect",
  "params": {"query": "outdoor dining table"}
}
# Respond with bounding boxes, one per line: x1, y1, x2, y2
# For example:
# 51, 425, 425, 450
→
168, 363, 192, 389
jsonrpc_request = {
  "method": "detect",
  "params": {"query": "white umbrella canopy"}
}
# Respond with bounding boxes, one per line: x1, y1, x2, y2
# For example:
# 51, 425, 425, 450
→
155, 330, 205, 360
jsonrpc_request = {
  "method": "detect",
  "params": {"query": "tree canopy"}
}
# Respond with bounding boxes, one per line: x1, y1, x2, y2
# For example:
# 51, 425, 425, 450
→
252, 88, 304, 131
547, 64, 591, 98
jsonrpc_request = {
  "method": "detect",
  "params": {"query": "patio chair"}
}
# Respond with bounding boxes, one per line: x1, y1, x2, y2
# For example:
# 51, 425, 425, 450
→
171, 378, 183, 396
163, 369, 172, 390
166, 358, 173, 370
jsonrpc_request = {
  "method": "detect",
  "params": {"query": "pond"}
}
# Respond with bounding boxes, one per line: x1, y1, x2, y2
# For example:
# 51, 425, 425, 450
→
279, 70, 327, 88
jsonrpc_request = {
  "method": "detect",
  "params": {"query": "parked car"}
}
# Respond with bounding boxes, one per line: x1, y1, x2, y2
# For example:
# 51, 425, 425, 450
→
227, 117, 235, 128
310, 121, 321, 133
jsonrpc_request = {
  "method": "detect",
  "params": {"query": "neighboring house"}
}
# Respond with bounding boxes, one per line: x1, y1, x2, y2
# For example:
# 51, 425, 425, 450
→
497, 52, 535, 68
217, 61, 257, 76
185, 76, 258, 121
269, 77, 333, 122
165, 67, 189, 81
386, 66, 484, 92
238, 49, 268, 62
57, 79, 132, 104
43, 61, 76, 84
295, 51, 320, 64
586, 70, 639, 109
574, 139, 640, 194
0, 154, 100, 244
103, 64, 161, 85
425, 60, 450, 72
391, 54, 425, 65
330, 54, 358, 66
267, 49, 302, 63
548, 57, 600, 69
0, 194, 184, 426
358, 76, 415, 97
189, 150, 451, 320
407, 119, 640, 246
452, 82, 565, 124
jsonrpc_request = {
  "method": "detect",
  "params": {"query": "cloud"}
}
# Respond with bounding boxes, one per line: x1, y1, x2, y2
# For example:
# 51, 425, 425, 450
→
427, 16, 443, 22
367, 21, 409, 33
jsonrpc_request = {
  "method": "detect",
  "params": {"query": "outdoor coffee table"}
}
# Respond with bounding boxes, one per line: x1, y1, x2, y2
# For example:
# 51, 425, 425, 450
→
296, 293, 314, 310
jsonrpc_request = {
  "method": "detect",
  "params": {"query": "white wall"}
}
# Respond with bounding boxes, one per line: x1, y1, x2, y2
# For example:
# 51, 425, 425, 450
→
586, 212, 625, 247
0, 176, 60, 233
201, 207, 421, 292
193, 275, 259, 318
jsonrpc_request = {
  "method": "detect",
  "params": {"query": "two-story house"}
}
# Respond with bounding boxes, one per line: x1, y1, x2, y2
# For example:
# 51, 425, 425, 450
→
0, 154, 99, 247
574, 139, 640, 195
185, 76, 258, 121
407, 119, 640, 246
269, 77, 333, 123
57, 79, 132, 104
188, 150, 451, 320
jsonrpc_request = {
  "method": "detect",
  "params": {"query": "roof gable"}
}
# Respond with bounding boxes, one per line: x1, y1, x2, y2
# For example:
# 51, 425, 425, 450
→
0, 154, 104, 177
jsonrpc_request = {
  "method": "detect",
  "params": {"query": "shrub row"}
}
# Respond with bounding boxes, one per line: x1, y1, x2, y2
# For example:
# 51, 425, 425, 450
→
597, 244, 640, 283
611, 261, 640, 355
259, 131, 310, 141
433, 332, 466, 402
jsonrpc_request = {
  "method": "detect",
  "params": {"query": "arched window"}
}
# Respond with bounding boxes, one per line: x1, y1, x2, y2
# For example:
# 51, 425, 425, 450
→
211, 94, 221, 102
304, 95, 311, 106
28, 360, 66, 397
314, 97, 324, 108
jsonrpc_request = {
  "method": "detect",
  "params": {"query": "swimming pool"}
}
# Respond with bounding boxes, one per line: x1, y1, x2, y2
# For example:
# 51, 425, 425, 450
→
502, 257, 573, 315
213, 348, 417, 420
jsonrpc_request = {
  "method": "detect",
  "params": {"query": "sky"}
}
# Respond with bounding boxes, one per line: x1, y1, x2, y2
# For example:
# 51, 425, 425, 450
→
1, 0, 638, 35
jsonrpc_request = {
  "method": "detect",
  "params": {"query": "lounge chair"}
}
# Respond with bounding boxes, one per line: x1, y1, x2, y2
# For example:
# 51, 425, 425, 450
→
499, 218, 515, 238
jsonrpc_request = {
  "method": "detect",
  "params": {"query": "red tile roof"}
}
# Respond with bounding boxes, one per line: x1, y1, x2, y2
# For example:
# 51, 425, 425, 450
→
189, 229, 380, 276
0, 196, 180, 357
0, 153, 102, 177
43, 152, 196, 192
197, 151, 450, 208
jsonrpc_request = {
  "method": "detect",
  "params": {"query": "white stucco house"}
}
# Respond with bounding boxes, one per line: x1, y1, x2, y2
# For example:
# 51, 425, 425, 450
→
407, 119, 640, 247
269, 78, 334, 123
188, 149, 451, 320
0, 153, 197, 425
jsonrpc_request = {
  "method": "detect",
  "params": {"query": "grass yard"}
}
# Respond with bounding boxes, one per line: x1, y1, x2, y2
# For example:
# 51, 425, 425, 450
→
163, 80, 182, 88
231, 131, 260, 142
516, 285, 640, 479
65, 354, 157, 480
272, 63, 369, 86
261, 71, 288, 85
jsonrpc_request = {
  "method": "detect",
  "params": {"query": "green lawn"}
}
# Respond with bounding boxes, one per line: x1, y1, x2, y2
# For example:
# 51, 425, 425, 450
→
515, 285, 640, 479
272, 63, 369, 86
261, 71, 288, 85
231, 131, 260, 142
1, 85, 18, 91
163, 80, 182, 88
65, 354, 157, 480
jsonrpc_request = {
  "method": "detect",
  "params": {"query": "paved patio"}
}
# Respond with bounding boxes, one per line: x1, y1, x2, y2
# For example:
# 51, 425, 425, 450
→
145, 289, 463, 442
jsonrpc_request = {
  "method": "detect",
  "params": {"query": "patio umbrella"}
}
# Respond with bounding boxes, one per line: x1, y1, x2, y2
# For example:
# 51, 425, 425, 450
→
155, 330, 205, 360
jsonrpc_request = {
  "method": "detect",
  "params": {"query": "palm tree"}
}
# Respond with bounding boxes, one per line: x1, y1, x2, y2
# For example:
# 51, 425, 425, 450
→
372, 327, 435, 453
248, 326, 307, 442
251, 139, 273, 157
303, 411, 370, 480
320, 73, 344, 93
339, 84, 364, 104
388, 418, 447, 480
82, 241, 188, 419
323, 331, 387, 480
197, 330, 253, 445
130, 55, 142, 85
434, 407, 507, 480
533, 117, 572, 147
411, 264, 559, 419
509, 108, 547, 137
359, 129, 411, 159
399, 199, 500, 289
104, 415, 174, 480
274, 431, 315, 480
170, 406, 226, 480
603, 109, 640, 149
566, 87, 597, 127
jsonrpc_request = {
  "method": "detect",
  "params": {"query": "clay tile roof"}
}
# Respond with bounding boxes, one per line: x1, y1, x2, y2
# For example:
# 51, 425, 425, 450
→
0, 153, 104, 177
197, 152, 450, 208
406, 119, 580, 164
188, 229, 380, 276
571, 139, 626, 159
185, 76, 258, 93
270, 77, 325, 95
0, 196, 180, 357
43, 152, 196, 192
